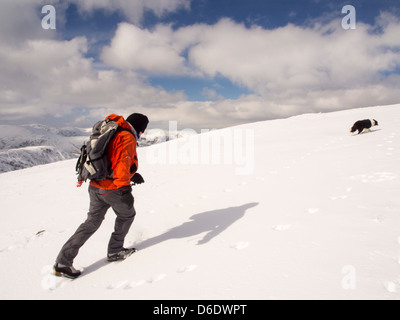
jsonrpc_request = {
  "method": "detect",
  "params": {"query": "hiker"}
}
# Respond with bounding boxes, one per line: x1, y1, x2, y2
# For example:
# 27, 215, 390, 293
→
54, 113, 149, 279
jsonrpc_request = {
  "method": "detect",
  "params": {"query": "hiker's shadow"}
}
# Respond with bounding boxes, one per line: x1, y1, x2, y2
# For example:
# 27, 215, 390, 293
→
138, 202, 259, 250
81, 202, 258, 278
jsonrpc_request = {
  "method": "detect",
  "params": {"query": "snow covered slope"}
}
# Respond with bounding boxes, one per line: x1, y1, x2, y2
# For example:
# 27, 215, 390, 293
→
0, 104, 399, 300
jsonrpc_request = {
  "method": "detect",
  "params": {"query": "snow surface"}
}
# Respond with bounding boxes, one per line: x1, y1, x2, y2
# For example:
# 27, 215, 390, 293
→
0, 104, 400, 300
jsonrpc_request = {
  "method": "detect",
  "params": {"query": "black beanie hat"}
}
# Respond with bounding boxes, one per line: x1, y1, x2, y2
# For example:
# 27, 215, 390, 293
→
126, 113, 149, 134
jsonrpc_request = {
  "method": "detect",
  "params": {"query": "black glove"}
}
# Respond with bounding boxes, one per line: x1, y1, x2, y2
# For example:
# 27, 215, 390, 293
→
131, 173, 145, 185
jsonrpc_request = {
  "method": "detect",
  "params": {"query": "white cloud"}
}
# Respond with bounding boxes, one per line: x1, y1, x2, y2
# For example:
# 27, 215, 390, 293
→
99, 14, 400, 128
201, 88, 224, 101
102, 15, 400, 93
186, 17, 400, 95
0, 37, 90, 112
70, 0, 191, 25
101, 23, 190, 75
0, 0, 190, 126
0, 36, 185, 125
0, 0, 399, 130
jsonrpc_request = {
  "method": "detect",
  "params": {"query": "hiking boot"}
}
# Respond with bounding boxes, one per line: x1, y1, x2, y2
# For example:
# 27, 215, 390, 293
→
107, 248, 136, 262
53, 263, 82, 279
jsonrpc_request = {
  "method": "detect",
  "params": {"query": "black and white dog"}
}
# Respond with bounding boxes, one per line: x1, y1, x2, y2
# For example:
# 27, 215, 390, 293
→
350, 119, 379, 134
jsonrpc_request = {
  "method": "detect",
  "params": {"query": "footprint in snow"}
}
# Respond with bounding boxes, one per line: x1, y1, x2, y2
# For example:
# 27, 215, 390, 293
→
384, 281, 398, 293
397, 237, 400, 265
109, 274, 167, 290
41, 265, 68, 291
107, 280, 129, 290
330, 195, 348, 200
230, 242, 249, 250
177, 265, 197, 273
147, 273, 166, 283
2, 230, 48, 253
307, 208, 320, 214
273, 225, 292, 231
330, 188, 352, 201
125, 279, 146, 289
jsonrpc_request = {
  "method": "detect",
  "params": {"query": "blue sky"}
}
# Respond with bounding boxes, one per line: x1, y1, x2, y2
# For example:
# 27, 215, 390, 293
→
60, 0, 398, 102
0, 0, 399, 130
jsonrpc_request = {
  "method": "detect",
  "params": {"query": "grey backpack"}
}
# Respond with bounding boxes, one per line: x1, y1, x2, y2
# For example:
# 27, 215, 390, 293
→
76, 119, 130, 186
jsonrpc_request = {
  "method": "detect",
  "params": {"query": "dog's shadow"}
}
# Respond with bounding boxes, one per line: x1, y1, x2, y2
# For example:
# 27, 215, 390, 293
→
81, 202, 259, 278
351, 128, 381, 136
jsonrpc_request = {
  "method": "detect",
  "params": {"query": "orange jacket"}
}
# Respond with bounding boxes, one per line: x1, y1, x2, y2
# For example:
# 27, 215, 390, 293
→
90, 114, 138, 190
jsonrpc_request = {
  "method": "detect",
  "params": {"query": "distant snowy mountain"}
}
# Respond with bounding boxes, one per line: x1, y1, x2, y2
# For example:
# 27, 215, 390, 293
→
0, 124, 90, 173
0, 146, 73, 172
0, 123, 190, 173
140, 127, 197, 146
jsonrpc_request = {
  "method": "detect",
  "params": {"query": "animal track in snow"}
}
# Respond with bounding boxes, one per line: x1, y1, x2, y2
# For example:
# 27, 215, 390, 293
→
147, 273, 166, 283
177, 265, 197, 273
108, 265, 199, 291
230, 242, 249, 250
398, 236, 400, 265
384, 281, 398, 293
124, 279, 146, 289
328, 187, 352, 201
349, 172, 397, 183
330, 195, 348, 200
1, 230, 48, 253
307, 208, 320, 214
107, 280, 129, 290
272, 225, 292, 231
108, 273, 167, 290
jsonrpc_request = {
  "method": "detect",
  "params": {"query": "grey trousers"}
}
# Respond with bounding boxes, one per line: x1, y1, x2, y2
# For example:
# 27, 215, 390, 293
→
56, 185, 136, 266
